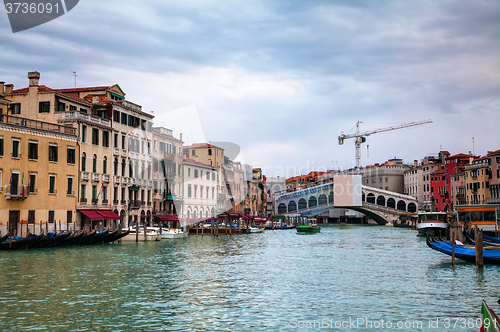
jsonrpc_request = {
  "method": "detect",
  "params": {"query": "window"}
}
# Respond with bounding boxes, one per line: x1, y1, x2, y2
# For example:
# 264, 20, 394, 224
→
28, 140, 38, 160
122, 135, 126, 149
114, 110, 120, 122
122, 160, 126, 176
12, 138, 20, 158
67, 211, 72, 224
70, 105, 77, 112
57, 101, 66, 112
188, 168, 191, 177
208, 149, 212, 156
114, 133, 118, 148
188, 185, 192, 198
80, 108, 87, 113
121, 113, 127, 125
0, 136, 3, 156
103, 156, 107, 174
194, 186, 197, 198
48, 211, 55, 223
102, 186, 107, 201
212, 173, 215, 181
93, 155, 97, 173
81, 125, 87, 143
67, 176, 74, 195
28, 211, 35, 224
92, 185, 97, 200
154, 140, 157, 150
81, 184, 86, 201
39, 101, 49, 113
49, 174, 56, 194
10, 103, 21, 114
102, 131, 109, 147
29, 173, 36, 193
92, 128, 99, 145
49, 143, 58, 162
81, 152, 86, 172
66, 146, 75, 164
192, 150, 195, 156
207, 172, 210, 180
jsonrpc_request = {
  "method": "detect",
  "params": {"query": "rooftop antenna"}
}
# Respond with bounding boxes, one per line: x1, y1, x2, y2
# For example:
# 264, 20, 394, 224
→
472, 137, 475, 155
71, 71, 77, 88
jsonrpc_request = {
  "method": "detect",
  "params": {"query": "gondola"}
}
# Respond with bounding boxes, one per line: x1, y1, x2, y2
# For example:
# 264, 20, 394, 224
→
426, 235, 500, 265
0, 233, 9, 243
62, 230, 86, 246
0, 233, 42, 250
81, 229, 109, 245
41, 232, 73, 248
103, 229, 130, 243
27, 232, 49, 249
74, 229, 97, 245
466, 231, 500, 247
101, 228, 119, 243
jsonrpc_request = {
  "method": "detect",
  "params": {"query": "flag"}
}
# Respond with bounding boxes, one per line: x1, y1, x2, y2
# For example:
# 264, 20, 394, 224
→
100, 182, 104, 199
27, 173, 31, 192
481, 300, 500, 332
267, 189, 271, 198
21, 170, 24, 198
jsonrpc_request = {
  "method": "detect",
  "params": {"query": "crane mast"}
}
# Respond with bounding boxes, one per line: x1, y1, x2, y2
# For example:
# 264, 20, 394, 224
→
338, 119, 432, 168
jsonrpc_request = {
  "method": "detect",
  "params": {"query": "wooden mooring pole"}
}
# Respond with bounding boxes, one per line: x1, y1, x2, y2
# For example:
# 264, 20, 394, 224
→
475, 228, 484, 268
451, 229, 455, 268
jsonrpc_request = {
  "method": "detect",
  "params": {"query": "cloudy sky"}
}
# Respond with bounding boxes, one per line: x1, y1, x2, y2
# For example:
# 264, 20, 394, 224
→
1, 0, 499, 177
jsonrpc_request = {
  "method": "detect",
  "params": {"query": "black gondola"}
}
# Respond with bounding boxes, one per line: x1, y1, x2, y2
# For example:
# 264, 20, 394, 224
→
0, 233, 9, 243
62, 230, 86, 246
0, 233, 41, 250
81, 229, 108, 245
101, 229, 119, 243
41, 232, 73, 248
74, 230, 97, 245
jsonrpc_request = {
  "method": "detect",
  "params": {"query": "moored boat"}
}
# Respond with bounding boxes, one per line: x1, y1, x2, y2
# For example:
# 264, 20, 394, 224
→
426, 236, 500, 265
297, 225, 321, 233
416, 212, 448, 236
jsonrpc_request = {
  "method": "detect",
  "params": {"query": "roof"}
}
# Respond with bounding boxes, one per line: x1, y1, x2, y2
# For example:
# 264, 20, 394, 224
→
55, 86, 109, 93
431, 169, 445, 175
446, 153, 476, 160
82, 94, 114, 103
487, 149, 500, 156
12, 85, 55, 93
184, 143, 224, 150
183, 157, 213, 168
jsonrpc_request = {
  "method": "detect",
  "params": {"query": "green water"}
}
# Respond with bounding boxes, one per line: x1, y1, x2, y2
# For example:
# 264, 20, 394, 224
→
1, 225, 499, 331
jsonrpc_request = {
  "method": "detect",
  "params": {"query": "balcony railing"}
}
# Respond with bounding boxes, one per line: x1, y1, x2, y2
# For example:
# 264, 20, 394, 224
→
114, 175, 121, 184
92, 198, 98, 204
80, 198, 87, 204
487, 197, 500, 204
92, 173, 101, 182
129, 200, 141, 209
128, 151, 139, 159
121, 200, 126, 205
113, 148, 120, 156
4, 185, 30, 200
121, 149, 127, 157
1, 113, 76, 136
59, 111, 111, 127
121, 177, 128, 185
102, 174, 110, 183
81, 172, 90, 181
113, 199, 119, 205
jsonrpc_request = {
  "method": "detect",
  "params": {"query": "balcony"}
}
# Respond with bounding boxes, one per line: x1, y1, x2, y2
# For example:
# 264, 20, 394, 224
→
92, 198, 98, 204
147, 201, 151, 206
113, 148, 120, 156
4, 185, 30, 200
59, 111, 111, 127
121, 149, 127, 158
114, 175, 121, 184
1, 113, 76, 136
81, 172, 90, 181
487, 197, 500, 204
102, 174, 110, 183
80, 198, 87, 204
92, 173, 101, 182
121, 177, 128, 185
113, 199, 119, 205
128, 151, 139, 159
121, 200, 126, 205
129, 200, 141, 209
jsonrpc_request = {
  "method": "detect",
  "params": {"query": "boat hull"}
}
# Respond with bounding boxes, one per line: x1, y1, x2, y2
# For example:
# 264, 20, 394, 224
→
297, 226, 321, 233
416, 223, 447, 236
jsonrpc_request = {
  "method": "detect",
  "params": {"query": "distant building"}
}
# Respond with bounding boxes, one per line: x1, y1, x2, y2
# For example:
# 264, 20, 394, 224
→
361, 159, 410, 194
465, 156, 491, 205
487, 149, 500, 204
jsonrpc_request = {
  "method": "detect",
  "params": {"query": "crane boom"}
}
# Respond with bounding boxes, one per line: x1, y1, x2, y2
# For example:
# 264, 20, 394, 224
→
338, 119, 432, 167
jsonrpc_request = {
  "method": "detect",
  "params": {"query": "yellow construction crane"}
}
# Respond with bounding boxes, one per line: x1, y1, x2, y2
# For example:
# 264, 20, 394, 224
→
338, 119, 433, 167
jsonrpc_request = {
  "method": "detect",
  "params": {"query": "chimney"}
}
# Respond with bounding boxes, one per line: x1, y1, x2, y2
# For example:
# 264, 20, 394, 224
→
4, 84, 14, 94
468, 151, 472, 155
92, 95, 99, 103
414, 160, 418, 167
28, 71, 40, 86
179, 133, 183, 142
0, 82, 4, 94
195, 156, 198, 163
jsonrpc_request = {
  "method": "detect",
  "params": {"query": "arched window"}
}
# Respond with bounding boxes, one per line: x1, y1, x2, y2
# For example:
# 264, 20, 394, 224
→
278, 203, 287, 214
93, 154, 97, 173
288, 201, 297, 212
129, 161, 133, 177
81, 152, 86, 172
362, 193, 365, 202
407, 202, 417, 213
367, 193, 375, 204
376, 195, 385, 206
298, 198, 307, 210
308, 196, 317, 208
114, 158, 118, 176
387, 198, 395, 209
397, 200, 406, 211
121, 159, 126, 177
318, 194, 327, 205
103, 156, 107, 174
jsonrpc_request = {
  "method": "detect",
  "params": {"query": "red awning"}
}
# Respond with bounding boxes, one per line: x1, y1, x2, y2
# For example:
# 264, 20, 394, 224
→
228, 213, 240, 217
239, 214, 251, 220
253, 217, 267, 222
155, 216, 180, 222
80, 210, 105, 221
96, 210, 121, 220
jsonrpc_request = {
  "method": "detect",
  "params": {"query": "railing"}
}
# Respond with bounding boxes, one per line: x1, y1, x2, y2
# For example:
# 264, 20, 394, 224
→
59, 111, 111, 127
121, 200, 126, 205
114, 175, 121, 183
80, 198, 87, 203
92, 173, 101, 182
121, 149, 127, 157
113, 199, 119, 205
81, 172, 90, 181
4, 185, 30, 200
487, 197, 500, 204
129, 151, 139, 159
102, 199, 108, 204
92, 198, 98, 204
129, 200, 141, 208
113, 148, 120, 156
118, 100, 143, 112
102, 174, 110, 182
121, 177, 128, 185
1, 114, 76, 135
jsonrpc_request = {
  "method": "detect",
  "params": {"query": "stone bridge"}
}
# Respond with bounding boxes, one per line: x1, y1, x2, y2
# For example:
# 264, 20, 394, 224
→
274, 183, 417, 225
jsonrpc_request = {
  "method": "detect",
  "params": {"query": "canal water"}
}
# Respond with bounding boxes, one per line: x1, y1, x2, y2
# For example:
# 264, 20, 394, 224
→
1, 225, 499, 331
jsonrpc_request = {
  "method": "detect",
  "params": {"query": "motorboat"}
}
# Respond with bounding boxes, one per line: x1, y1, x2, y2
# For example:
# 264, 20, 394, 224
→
416, 212, 448, 236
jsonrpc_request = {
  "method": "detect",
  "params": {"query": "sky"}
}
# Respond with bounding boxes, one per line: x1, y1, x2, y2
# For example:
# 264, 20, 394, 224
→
1, 0, 499, 177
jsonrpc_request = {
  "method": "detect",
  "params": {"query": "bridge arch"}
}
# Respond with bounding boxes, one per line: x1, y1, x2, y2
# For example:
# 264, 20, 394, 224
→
328, 191, 333, 203
387, 198, 395, 209
288, 200, 297, 212
298, 198, 307, 210
407, 202, 417, 213
397, 200, 406, 211
318, 194, 327, 205
367, 193, 375, 204
362, 193, 365, 202
308, 196, 317, 208
376, 195, 385, 206
278, 203, 287, 214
